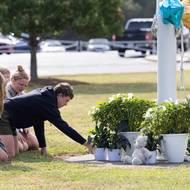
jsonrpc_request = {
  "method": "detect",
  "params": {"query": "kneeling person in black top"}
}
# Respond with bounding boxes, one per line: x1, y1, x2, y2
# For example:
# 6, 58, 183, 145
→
0, 82, 92, 157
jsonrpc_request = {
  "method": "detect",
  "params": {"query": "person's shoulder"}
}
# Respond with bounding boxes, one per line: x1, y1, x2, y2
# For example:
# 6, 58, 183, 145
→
28, 86, 53, 94
23, 86, 55, 99
40, 86, 54, 94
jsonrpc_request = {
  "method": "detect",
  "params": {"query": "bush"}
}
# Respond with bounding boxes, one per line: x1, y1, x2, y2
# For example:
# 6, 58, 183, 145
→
141, 100, 190, 136
89, 93, 155, 132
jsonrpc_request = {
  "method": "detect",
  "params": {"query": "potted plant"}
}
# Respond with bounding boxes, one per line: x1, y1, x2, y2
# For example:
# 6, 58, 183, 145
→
89, 93, 155, 156
141, 100, 190, 163
107, 132, 131, 161
89, 125, 110, 161
140, 127, 159, 164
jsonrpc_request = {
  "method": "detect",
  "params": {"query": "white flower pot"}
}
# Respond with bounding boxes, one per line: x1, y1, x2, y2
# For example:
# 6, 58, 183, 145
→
107, 149, 121, 161
146, 150, 157, 165
119, 132, 140, 156
94, 148, 107, 161
162, 133, 188, 163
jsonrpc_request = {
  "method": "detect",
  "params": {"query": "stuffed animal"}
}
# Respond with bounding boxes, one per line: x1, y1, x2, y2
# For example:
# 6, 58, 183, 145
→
122, 135, 152, 165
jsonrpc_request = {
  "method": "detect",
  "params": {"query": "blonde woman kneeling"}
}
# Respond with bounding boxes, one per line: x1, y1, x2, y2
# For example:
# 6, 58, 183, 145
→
6, 65, 39, 152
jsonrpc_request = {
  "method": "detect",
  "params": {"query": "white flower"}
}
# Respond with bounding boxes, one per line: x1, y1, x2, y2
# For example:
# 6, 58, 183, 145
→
88, 106, 99, 115
128, 93, 134, 99
108, 96, 115, 103
121, 96, 127, 102
158, 105, 166, 111
175, 99, 180, 105
144, 108, 153, 119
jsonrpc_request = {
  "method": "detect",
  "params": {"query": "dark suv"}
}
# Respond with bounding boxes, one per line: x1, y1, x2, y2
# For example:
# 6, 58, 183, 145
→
112, 18, 190, 57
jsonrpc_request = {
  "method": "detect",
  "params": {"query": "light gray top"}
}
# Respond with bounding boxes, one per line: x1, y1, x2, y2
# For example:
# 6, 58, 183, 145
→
6, 82, 24, 99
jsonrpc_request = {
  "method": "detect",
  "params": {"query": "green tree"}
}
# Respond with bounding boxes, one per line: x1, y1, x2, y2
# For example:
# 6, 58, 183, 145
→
0, 0, 125, 81
0, 0, 71, 81
69, 0, 125, 38
124, 0, 156, 21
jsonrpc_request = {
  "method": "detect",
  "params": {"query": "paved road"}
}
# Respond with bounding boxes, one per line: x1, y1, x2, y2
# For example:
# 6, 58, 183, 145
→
0, 51, 189, 76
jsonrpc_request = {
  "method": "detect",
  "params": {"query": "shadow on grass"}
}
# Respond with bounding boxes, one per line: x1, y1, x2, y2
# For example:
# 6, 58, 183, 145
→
28, 78, 157, 95
0, 151, 54, 171
0, 163, 33, 171
13, 150, 54, 163
29, 77, 89, 89
74, 82, 157, 95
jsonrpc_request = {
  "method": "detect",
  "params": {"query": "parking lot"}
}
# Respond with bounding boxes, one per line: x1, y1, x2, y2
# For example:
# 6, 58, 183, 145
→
0, 50, 190, 76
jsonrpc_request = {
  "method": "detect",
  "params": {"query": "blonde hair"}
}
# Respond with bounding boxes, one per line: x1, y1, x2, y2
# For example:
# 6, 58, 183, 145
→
0, 73, 5, 116
11, 65, 29, 82
0, 67, 10, 76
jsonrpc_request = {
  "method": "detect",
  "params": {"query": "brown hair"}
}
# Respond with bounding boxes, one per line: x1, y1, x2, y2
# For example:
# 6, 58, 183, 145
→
0, 73, 5, 116
11, 65, 29, 82
54, 82, 74, 99
0, 67, 10, 76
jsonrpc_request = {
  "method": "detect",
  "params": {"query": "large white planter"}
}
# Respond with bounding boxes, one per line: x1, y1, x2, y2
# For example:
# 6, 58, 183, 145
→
107, 149, 121, 161
162, 133, 188, 163
119, 132, 140, 156
94, 148, 107, 161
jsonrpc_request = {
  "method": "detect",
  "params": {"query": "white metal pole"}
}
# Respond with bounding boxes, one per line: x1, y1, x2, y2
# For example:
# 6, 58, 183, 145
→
157, 0, 177, 104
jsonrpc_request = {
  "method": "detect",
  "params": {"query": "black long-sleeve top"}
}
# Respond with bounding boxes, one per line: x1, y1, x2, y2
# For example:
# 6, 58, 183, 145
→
4, 86, 86, 148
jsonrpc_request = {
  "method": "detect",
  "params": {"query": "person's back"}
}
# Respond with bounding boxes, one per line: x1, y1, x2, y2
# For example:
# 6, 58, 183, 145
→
5, 86, 58, 128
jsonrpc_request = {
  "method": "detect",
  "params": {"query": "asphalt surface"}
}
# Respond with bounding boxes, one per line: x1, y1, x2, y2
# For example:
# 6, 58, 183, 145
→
0, 50, 190, 76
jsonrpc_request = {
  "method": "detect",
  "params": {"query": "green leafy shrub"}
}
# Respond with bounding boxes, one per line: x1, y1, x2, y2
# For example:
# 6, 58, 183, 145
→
141, 100, 190, 136
89, 93, 155, 132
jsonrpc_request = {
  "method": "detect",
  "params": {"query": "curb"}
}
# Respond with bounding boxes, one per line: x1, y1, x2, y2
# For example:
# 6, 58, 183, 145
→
145, 54, 190, 63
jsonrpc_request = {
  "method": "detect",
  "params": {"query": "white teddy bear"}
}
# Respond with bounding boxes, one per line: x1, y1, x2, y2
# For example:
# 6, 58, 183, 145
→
122, 135, 152, 165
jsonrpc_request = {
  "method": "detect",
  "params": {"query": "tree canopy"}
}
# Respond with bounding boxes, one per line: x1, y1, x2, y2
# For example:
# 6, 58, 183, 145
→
124, 0, 156, 21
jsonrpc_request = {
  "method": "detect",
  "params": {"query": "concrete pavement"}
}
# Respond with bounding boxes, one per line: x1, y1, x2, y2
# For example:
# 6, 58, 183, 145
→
64, 154, 190, 168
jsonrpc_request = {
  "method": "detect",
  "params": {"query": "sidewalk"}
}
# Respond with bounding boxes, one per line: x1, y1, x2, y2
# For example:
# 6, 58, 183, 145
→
146, 51, 190, 63
63, 154, 190, 168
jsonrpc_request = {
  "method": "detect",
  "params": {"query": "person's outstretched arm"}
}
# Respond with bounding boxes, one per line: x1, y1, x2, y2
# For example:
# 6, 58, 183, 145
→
33, 121, 46, 155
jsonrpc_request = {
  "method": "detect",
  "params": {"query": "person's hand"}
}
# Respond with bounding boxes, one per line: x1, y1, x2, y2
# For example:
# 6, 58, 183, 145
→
17, 132, 26, 143
40, 147, 48, 156
83, 141, 94, 154
22, 129, 29, 134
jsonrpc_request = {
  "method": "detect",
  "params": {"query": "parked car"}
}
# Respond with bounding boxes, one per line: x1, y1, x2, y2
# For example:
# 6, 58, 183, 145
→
0, 35, 14, 54
87, 38, 110, 52
14, 39, 30, 53
112, 18, 154, 57
113, 18, 190, 57
39, 40, 65, 52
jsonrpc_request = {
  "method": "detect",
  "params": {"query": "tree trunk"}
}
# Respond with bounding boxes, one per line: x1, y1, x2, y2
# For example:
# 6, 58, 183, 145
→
29, 35, 38, 81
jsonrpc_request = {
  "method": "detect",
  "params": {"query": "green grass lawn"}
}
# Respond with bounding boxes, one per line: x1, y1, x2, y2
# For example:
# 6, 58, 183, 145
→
1, 72, 190, 190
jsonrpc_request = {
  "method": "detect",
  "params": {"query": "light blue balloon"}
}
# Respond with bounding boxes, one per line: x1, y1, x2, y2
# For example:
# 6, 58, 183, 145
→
160, 0, 184, 29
